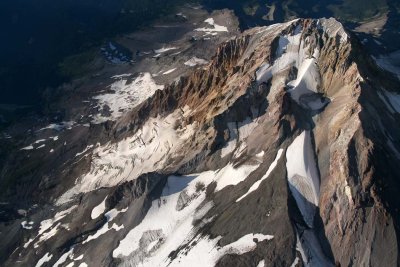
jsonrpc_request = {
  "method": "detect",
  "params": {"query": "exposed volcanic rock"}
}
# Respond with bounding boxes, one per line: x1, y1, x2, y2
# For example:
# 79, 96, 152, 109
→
1, 17, 400, 267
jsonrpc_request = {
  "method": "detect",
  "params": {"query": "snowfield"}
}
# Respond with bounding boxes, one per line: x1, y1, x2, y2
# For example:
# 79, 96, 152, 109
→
83, 207, 127, 244
92, 73, 163, 124
286, 131, 320, 227
213, 163, 260, 191
21, 221, 34, 230
256, 24, 329, 111
195, 18, 228, 35
184, 57, 208, 67
39, 121, 75, 132
35, 253, 52, 267
318, 18, 348, 43
256, 26, 302, 84
33, 205, 77, 248
221, 117, 259, 158
22, 205, 77, 250
113, 167, 270, 266
162, 68, 177, 75
58, 107, 196, 204
154, 47, 178, 54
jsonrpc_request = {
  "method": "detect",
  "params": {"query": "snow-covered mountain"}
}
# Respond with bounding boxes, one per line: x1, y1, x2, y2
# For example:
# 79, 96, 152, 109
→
1, 16, 400, 267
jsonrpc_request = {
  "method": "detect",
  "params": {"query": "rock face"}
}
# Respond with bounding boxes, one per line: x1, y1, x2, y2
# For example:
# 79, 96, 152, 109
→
1, 18, 400, 267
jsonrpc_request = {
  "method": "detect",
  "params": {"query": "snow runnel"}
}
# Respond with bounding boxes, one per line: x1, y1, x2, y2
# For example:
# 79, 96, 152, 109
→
286, 131, 320, 227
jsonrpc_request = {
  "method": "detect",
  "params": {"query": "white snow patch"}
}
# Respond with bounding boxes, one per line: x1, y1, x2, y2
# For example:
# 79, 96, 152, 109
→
256, 24, 328, 110
195, 18, 228, 35
31, 205, 77, 248
38, 206, 76, 236
287, 53, 319, 100
167, 233, 273, 267
154, 47, 178, 54
214, 163, 260, 192
162, 68, 177, 75
35, 253, 52, 267
91, 196, 107, 219
146, 239, 159, 252
24, 238, 34, 248
225, 233, 274, 253
58, 108, 196, 204
75, 255, 84, 261
21, 221, 34, 229
290, 257, 300, 267
256, 29, 302, 83
53, 247, 74, 267
92, 73, 163, 124
318, 18, 348, 43
221, 139, 236, 158
236, 149, 284, 202
34, 223, 60, 248
112, 73, 133, 79
21, 145, 34, 151
83, 223, 124, 244
75, 145, 94, 157
184, 57, 208, 67
176, 13, 187, 19
83, 207, 128, 244
257, 259, 265, 267
221, 118, 259, 158
256, 151, 265, 158
39, 121, 75, 131
286, 131, 320, 227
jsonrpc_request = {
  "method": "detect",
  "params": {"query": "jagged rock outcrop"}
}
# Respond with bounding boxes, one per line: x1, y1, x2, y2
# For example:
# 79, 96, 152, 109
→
1, 18, 399, 267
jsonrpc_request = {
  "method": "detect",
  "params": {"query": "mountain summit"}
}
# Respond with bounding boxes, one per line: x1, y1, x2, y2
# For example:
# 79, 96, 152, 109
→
1, 18, 399, 267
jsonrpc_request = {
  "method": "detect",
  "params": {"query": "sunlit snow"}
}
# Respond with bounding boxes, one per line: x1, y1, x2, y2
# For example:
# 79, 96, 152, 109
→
236, 149, 284, 202
92, 73, 163, 124
195, 18, 228, 35
91, 196, 107, 219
